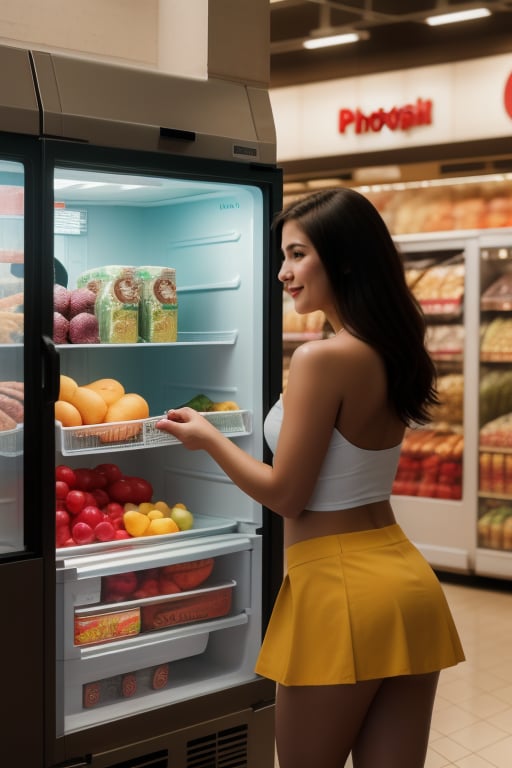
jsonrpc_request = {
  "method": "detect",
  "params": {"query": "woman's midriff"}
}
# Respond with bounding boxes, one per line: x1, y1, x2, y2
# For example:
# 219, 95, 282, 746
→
283, 500, 397, 548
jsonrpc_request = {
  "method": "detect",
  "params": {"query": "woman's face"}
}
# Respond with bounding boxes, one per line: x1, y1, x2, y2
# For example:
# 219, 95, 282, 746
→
278, 220, 336, 317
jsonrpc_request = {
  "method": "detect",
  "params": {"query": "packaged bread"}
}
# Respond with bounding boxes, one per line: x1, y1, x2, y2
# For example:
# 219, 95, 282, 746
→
481, 318, 512, 360
430, 374, 464, 424
481, 273, 512, 311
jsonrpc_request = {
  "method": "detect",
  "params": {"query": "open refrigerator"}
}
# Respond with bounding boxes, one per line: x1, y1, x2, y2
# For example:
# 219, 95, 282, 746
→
0, 46, 282, 768
391, 228, 512, 581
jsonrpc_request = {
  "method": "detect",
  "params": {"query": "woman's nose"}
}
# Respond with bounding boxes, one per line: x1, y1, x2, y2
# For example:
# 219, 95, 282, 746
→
278, 264, 291, 283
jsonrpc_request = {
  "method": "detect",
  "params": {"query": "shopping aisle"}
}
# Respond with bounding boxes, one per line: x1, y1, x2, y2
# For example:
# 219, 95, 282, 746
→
275, 577, 512, 768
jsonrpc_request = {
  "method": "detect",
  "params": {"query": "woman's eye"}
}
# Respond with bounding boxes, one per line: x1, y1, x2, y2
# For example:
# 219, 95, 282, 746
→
292, 250, 305, 259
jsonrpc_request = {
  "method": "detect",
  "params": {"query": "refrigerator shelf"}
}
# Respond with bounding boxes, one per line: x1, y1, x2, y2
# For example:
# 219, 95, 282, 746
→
56, 410, 253, 454
56, 513, 237, 559
0, 424, 22, 456
56, 329, 238, 350
73, 581, 236, 649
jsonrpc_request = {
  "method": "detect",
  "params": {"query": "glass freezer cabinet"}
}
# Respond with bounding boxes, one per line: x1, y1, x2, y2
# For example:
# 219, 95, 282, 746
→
392, 229, 512, 581
391, 232, 481, 575
477, 240, 512, 577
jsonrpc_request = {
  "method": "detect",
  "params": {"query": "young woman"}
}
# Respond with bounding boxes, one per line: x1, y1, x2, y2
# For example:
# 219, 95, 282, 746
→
156, 188, 465, 768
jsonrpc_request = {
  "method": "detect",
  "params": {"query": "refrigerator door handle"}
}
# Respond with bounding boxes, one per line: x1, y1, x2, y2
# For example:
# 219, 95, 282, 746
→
41, 334, 60, 403
160, 127, 196, 142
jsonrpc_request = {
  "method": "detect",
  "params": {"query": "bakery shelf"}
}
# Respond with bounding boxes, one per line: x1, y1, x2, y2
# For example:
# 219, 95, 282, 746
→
478, 491, 512, 500
56, 410, 252, 455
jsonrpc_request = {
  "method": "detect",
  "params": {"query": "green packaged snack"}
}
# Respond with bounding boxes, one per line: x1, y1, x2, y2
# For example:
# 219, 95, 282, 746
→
137, 266, 178, 343
96, 267, 140, 344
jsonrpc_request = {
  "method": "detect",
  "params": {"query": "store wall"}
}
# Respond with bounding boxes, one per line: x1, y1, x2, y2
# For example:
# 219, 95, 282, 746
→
0, 0, 270, 85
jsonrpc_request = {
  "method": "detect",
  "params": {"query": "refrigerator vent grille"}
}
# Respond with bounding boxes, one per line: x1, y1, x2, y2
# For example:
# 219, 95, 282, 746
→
105, 749, 168, 768
186, 724, 249, 767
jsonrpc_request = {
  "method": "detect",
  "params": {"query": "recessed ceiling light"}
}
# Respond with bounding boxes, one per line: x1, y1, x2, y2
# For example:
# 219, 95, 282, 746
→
303, 31, 368, 49
425, 7, 491, 26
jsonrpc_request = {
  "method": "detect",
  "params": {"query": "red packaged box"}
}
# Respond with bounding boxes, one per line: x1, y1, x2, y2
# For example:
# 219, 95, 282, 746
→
74, 607, 140, 646
141, 586, 232, 632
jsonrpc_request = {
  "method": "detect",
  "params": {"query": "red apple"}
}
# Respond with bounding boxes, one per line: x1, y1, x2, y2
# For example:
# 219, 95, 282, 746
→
92, 488, 110, 508
75, 505, 104, 529
114, 529, 131, 540
73, 468, 97, 492
105, 502, 124, 520
94, 520, 116, 542
56, 465, 76, 488
56, 524, 72, 547
125, 477, 153, 504
55, 508, 70, 528
108, 478, 134, 505
95, 463, 123, 484
65, 490, 87, 515
71, 521, 95, 545
55, 480, 70, 500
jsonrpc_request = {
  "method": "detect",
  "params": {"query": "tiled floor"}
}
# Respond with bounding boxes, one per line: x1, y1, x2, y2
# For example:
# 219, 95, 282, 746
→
275, 576, 512, 767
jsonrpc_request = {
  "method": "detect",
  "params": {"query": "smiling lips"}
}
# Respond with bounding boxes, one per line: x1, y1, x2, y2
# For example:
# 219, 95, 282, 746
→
287, 286, 302, 299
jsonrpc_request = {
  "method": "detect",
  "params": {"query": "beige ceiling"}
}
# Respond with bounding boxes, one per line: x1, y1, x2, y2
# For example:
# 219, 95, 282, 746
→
270, 0, 512, 87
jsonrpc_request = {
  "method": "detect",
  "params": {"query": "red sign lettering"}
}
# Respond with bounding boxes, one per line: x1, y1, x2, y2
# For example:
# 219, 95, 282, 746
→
338, 98, 433, 135
505, 73, 512, 119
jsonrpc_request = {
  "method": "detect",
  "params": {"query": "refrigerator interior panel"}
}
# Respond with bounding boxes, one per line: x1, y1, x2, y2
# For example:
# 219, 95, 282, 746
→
50, 164, 277, 741
55, 171, 265, 527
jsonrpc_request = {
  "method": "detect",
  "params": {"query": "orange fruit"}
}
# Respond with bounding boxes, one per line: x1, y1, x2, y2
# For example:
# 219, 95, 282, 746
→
59, 374, 78, 403
123, 510, 150, 537
104, 393, 150, 423
55, 400, 83, 427
84, 378, 125, 405
70, 386, 108, 425
147, 517, 179, 536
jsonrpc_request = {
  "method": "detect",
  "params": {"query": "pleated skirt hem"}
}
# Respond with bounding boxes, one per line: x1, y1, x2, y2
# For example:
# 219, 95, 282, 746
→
255, 524, 465, 686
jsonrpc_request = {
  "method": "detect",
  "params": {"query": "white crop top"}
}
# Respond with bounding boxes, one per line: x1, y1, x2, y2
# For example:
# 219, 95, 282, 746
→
264, 399, 402, 511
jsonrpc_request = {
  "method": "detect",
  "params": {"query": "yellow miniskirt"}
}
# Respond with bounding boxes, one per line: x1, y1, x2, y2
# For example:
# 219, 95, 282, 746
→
255, 524, 465, 686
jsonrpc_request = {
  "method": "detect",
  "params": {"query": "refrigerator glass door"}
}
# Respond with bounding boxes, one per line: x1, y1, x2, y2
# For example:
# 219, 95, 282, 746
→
395, 247, 465, 501
478, 243, 512, 569
0, 160, 25, 555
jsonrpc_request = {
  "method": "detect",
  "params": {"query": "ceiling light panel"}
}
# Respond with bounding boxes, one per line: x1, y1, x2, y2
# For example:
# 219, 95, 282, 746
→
425, 7, 491, 26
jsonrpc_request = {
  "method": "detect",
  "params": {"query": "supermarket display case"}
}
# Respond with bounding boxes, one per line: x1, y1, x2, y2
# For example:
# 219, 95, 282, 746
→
476, 240, 512, 577
392, 229, 512, 580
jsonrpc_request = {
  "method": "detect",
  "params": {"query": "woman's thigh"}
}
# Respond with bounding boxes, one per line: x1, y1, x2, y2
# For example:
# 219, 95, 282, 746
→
352, 672, 440, 768
275, 672, 439, 768
275, 679, 382, 768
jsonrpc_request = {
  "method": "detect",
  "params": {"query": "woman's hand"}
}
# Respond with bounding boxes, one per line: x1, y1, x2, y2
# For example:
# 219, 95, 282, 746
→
155, 407, 218, 450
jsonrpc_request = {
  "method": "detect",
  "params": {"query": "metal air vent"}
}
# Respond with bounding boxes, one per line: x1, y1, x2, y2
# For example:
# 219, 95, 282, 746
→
186, 724, 249, 767
104, 750, 168, 768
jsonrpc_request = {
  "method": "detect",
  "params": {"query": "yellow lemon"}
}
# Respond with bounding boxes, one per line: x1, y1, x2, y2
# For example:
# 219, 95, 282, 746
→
147, 518, 180, 536
154, 500, 172, 516
123, 510, 150, 537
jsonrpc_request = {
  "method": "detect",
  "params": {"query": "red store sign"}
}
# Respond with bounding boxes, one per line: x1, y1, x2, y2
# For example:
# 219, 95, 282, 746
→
338, 97, 433, 134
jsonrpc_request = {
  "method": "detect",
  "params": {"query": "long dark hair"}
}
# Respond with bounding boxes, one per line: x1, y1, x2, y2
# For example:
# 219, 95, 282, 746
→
273, 188, 438, 425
